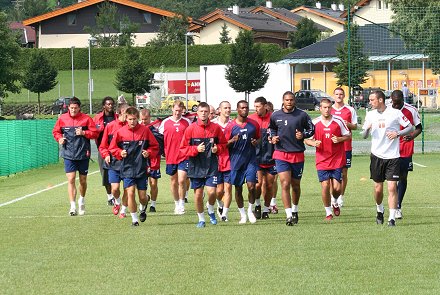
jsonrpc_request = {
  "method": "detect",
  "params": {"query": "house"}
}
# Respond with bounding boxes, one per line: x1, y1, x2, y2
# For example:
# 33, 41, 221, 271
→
290, 4, 346, 35
280, 24, 434, 99
22, 0, 191, 48
188, 1, 331, 48
341, 0, 393, 26
9, 22, 36, 47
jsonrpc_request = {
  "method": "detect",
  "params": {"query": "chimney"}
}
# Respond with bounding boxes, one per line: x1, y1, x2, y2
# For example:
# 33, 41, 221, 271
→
316, 2, 321, 9
338, 3, 345, 11
266, 1, 273, 8
331, 3, 337, 11
232, 4, 239, 15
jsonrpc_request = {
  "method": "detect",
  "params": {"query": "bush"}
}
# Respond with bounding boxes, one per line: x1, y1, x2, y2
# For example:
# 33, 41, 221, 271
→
19, 44, 290, 71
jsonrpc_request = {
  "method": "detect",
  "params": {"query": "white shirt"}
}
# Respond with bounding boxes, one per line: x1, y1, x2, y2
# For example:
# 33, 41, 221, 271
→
363, 106, 410, 159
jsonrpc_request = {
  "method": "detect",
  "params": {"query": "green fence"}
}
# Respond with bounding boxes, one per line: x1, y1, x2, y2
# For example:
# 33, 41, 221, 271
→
0, 120, 59, 176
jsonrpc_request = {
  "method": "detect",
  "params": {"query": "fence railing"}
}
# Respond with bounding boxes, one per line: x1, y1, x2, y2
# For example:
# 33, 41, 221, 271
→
0, 120, 59, 176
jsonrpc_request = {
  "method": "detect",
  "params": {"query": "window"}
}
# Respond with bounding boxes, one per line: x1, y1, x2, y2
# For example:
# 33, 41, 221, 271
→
377, 0, 382, 10
67, 14, 77, 26
143, 12, 152, 24
301, 79, 311, 90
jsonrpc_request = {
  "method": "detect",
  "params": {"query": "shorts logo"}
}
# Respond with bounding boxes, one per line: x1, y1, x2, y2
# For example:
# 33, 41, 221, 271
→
392, 175, 399, 178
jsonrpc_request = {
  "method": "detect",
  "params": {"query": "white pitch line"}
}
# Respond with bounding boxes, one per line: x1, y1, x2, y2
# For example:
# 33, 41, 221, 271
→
0, 170, 100, 208
413, 162, 427, 168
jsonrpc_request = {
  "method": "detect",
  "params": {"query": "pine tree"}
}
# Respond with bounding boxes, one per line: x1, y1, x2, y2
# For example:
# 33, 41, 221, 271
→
225, 30, 269, 101
288, 18, 320, 49
22, 50, 58, 114
219, 23, 231, 44
333, 24, 370, 96
114, 47, 153, 105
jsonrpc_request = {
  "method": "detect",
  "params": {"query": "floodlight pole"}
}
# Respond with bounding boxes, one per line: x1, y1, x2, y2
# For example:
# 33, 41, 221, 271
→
185, 33, 189, 111
88, 37, 96, 114
71, 46, 75, 96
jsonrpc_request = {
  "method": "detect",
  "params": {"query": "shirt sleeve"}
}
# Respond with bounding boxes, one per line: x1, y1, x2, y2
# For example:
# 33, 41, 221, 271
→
399, 111, 411, 128
99, 125, 111, 158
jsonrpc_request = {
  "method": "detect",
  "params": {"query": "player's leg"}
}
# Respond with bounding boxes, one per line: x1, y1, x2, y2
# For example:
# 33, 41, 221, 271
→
167, 164, 180, 214
270, 174, 279, 214
385, 158, 400, 226
177, 161, 189, 213
193, 185, 206, 227
205, 183, 218, 225
245, 164, 258, 223
77, 172, 88, 216
320, 178, 333, 220
371, 154, 385, 224
149, 176, 159, 212
98, 154, 113, 205
66, 171, 77, 215
396, 157, 411, 219
254, 169, 264, 219
221, 181, 232, 221
262, 171, 275, 219
125, 183, 138, 226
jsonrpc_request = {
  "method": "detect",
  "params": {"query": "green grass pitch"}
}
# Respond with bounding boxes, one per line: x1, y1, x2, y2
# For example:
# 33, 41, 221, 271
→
0, 154, 439, 294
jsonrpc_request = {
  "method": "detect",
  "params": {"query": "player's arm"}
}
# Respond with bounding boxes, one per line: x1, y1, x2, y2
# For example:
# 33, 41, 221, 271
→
99, 126, 111, 160
179, 127, 199, 157
304, 137, 321, 147
404, 123, 422, 141
109, 132, 123, 160
302, 114, 315, 139
83, 117, 99, 139
144, 128, 159, 158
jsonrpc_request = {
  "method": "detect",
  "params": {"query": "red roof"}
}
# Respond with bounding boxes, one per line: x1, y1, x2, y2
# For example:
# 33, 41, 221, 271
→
9, 22, 36, 43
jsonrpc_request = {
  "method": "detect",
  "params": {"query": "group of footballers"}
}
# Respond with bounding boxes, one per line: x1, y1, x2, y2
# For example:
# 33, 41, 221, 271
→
52, 86, 421, 227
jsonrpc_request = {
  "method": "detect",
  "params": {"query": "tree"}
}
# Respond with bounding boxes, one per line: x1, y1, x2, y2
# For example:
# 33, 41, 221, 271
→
114, 47, 153, 105
147, 16, 190, 46
83, 2, 139, 47
225, 30, 269, 101
0, 12, 21, 101
219, 23, 232, 44
8, 0, 50, 22
388, 0, 440, 74
22, 50, 58, 114
333, 23, 370, 95
288, 18, 321, 49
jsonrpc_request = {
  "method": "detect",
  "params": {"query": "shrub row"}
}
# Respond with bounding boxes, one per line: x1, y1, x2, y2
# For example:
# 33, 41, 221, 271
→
19, 44, 294, 71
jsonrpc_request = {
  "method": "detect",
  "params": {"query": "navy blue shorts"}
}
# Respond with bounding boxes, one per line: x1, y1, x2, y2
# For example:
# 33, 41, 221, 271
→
108, 169, 122, 184
345, 151, 352, 168
400, 156, 413, 174
190, 175, 218, 189
258, 165, 277, 175
230, 163, 258, 186
317, 168, 343, 182
64, 159, 89, 175
148, 169, 162, 179
217, 171, 231, 184
123, 175, 148, 190
275, 160, 304, 179
165, 160, 189, 176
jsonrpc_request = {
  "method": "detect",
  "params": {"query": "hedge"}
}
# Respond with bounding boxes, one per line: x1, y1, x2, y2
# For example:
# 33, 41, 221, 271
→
19, 44, 295, 71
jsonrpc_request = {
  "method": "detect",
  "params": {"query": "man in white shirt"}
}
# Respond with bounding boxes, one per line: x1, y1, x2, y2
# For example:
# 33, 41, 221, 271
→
362, 90, 412, 226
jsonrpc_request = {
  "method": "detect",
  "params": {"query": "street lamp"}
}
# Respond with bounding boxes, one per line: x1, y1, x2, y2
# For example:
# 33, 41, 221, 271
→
185, 32, 198, 111
71, 46, 75, 96
88, 36, 97, 114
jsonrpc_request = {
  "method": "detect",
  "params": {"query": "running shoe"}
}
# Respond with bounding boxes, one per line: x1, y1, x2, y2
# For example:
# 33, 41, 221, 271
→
388, 219, 396, 227
149, 206, 156, 213
112, 204, 120, 215
332, 204, 340, 217
376, 212, 384, 224
196, 221, 206, 228
139, 209, 147, 222
254, 205, 262, 219
262, 212, 270, 219
270, 204, 279, 214
208, 212, 217, 225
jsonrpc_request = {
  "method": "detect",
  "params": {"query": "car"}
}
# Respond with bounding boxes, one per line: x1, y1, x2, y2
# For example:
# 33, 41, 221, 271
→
351, 87, 385, 109
160, 95, 200, 112
52, 97, 73, 114
294, 90, 333, 111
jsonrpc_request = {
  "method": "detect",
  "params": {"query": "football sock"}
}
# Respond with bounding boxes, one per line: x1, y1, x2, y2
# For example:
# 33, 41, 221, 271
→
270, 198, 277, 206
130, 212, 138, 223
217, 200, 224, 208
255, 198, 261, 206
331, 196, 337, 205
120, 205, 127, 214
263, 205, 270, 213
325, 206, 332, 216
197, 212, 205, 222
376, 203, 384, 213
70, 201, 76, 210
292, 204, 298, 213
389, 209, 396, 221
179, 199, 185, 208
107, 194, 113, 201
151, 200, 156, 207
222, 207, 229, 217
140, 203, 146, 211
247, 202, 254, 213
174, 200, 179, 207
78, 196, 85, 206
207, 204, 215, 214
238, 207, 246, 217
114, 197, 121, 205
285, 208, 293, 218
